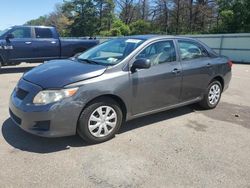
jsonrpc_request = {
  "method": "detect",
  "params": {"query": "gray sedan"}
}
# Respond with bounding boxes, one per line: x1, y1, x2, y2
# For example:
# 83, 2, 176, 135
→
9, 35, 232, 144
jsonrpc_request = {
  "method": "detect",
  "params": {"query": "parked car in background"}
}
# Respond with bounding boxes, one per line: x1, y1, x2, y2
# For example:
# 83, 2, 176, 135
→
0, 26, 99, 68
9, 35, 232, 144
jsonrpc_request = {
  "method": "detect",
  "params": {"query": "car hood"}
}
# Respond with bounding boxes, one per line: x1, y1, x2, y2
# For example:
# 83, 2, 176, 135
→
23, 59, 107, 88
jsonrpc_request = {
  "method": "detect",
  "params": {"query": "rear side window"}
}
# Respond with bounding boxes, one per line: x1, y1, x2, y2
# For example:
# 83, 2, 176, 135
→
10, 27, 31, 38
178, 40, 208, 60
35, 28, 53, 38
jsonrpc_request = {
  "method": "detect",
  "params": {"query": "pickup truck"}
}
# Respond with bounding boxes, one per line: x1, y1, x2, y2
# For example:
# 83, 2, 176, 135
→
0, 26, 99, 68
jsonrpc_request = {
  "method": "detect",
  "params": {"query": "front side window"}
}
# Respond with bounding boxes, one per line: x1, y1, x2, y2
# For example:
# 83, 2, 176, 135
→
78, 38, 145, 65
35, 28, 53, 38
136, 40, 176, 66
178, 40, 208, 60
10, 27, 31, 38
0, 28, 12, 37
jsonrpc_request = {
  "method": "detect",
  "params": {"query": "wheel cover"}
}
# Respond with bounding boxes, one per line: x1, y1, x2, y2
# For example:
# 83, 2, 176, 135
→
88, 106, 117, 138
208, 84, 221, 105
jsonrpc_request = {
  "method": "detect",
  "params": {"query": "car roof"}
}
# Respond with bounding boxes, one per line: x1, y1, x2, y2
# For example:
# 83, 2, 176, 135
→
122, 34, 195, 41
123, 35, 161, 40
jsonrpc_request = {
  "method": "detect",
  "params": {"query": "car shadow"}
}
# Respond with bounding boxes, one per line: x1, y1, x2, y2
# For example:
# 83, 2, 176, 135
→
0, 66, 35, 74
2, 106, 195, 154
2, 118, 86, 154
195, 102, 250, 129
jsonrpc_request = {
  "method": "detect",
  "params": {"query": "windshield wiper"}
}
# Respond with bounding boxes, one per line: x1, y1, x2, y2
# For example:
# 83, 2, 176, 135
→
77, 58, 100, 65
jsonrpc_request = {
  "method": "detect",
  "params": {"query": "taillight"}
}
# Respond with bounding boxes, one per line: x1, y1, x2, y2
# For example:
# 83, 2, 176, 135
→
227, 60, 233, 68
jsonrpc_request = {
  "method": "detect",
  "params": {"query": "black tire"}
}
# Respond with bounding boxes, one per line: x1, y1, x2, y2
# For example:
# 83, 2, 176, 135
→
77, 97, 123, 144
199, 80, 222, 109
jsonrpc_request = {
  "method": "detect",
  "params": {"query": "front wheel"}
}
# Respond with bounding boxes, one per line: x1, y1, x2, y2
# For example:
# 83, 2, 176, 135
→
77, 98, 123, 144
199, 80, 222, 109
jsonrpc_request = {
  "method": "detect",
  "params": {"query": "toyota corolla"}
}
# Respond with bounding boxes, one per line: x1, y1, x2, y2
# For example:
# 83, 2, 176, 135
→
9, 35, 232, 144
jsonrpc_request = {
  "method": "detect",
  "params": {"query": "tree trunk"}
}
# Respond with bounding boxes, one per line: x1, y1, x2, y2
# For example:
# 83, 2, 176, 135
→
176, 0, 180, 34
189, 0, 193, 33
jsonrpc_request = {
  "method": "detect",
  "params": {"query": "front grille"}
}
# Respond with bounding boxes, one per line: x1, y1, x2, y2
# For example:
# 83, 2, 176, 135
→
16, 88, 29, 100
9, 109, 22, 125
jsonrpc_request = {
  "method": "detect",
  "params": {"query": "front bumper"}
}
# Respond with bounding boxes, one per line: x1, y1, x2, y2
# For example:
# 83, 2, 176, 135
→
9, 79, 83, 137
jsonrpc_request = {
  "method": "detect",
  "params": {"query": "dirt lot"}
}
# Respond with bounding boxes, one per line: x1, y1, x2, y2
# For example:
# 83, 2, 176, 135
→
0, 63, 250, 188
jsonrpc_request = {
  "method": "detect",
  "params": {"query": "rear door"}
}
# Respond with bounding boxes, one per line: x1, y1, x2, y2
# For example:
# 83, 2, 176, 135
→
177, 40, 214, 101
32, 27, 60, 61
5, 27, 34, 62
131, 40, 182, 115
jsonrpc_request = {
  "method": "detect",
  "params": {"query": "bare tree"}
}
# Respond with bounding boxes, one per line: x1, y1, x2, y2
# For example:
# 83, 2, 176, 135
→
139, 0, 149, 20
116, 0, 137, 24
189, 0, 194, 32
151, 0, 171, 33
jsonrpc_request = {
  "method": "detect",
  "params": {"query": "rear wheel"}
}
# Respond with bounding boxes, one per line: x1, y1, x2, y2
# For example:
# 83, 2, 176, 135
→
77, 97, 123, 144
199, 80, 222, 109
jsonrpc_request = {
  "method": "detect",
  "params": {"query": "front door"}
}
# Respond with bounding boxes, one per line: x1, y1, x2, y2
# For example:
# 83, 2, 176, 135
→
131, 40, 182, 115
5, 27, 34, 63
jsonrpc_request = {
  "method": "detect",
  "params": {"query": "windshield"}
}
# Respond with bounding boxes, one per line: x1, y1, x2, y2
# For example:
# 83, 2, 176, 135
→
77, 38, 145, 65
0, 27, 12, 37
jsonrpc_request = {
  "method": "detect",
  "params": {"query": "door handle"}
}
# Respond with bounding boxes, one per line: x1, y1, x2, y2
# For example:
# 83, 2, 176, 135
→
51, 41, 57, 44
25, 42, 32, 45
172, 68, 181, 74
206, 63, 212, 68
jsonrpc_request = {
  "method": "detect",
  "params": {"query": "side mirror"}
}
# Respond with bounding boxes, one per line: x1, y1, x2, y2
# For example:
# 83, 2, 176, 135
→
131, 58, 151, 72
5, 33, 14, 42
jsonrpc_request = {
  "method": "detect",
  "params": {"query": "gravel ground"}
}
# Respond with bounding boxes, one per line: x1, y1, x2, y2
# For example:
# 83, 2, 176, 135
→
0, 63, 249, 188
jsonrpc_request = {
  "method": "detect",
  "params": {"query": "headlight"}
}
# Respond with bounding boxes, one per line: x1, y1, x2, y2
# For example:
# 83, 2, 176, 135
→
33, 87, 79, 105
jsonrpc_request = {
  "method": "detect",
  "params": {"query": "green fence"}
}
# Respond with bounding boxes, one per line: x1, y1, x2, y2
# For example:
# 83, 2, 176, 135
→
187, 33, 250, 63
